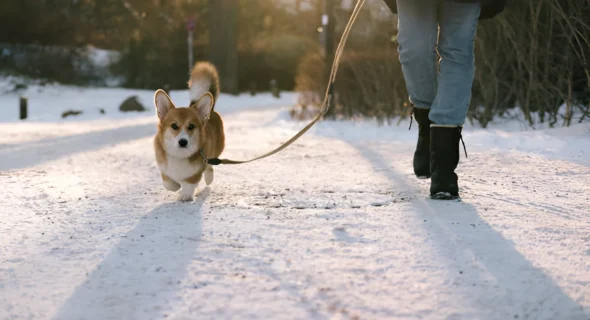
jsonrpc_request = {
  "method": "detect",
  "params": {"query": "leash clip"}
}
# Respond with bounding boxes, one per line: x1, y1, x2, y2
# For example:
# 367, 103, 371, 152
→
199, 148, 208, 165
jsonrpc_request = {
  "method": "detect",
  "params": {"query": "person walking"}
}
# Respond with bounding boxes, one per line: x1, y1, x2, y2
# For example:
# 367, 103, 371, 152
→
383, 0, 506, 199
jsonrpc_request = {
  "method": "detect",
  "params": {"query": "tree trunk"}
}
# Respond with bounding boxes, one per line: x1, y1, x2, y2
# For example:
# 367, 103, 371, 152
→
209, 0, 239, 95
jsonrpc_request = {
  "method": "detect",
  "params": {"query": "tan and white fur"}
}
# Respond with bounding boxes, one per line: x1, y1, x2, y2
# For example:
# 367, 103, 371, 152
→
153, 62, 225, 201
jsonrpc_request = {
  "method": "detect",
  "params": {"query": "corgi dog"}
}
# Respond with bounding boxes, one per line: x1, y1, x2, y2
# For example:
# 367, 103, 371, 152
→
153, 62, 225, 201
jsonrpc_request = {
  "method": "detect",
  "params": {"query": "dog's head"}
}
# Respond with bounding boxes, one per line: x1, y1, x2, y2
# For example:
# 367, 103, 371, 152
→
154, 89, 213, 159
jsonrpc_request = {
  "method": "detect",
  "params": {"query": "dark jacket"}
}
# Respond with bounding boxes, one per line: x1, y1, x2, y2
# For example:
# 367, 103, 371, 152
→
383, 0, 506, 20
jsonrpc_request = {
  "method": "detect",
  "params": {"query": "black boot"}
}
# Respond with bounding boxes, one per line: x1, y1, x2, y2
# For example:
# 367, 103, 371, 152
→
430, 125, 464, 200
411, 107, 432, 178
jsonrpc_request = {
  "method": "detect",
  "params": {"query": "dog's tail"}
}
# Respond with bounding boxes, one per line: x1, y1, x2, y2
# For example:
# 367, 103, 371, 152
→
188, 61, 220, 108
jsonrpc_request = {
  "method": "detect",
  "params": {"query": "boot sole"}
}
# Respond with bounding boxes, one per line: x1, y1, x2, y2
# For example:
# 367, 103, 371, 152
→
430, 192, 460, 201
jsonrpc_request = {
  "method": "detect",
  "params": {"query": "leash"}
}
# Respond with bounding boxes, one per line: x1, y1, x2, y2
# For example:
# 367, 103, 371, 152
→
205, 0, 366, 166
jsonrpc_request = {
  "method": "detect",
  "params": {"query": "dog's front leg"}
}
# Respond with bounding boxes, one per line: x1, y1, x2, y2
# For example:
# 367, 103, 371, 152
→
204, 165, 214, 185
177, 171, 202, 202
162, 173, 181, 191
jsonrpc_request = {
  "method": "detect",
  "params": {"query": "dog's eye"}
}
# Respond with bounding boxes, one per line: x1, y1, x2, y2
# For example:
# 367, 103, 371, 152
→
171, 123, 179, 130
187, 124, 195, 130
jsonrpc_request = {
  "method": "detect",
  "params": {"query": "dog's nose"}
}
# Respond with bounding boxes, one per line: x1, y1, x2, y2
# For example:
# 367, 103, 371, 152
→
178, 139, 188, 148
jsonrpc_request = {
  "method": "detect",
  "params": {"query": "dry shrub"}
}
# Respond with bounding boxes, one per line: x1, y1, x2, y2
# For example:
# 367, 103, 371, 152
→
471, 0, 590, 128
240, 35, 318, 93
294, 52, 326, 109
295, 49, 409, 123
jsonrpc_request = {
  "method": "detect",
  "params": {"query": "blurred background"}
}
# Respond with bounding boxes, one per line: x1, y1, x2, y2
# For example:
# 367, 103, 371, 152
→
0, 0, 589, 128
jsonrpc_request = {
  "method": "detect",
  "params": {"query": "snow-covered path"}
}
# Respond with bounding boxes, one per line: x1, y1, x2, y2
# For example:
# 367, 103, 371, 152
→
0, 89, 589, 320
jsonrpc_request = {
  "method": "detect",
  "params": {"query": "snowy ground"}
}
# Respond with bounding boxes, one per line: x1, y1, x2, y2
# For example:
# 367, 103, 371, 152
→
0, 81, 589, 320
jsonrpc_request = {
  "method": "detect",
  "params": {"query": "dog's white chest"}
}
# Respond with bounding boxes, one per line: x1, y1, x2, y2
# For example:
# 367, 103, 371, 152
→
160, 158, 202, 182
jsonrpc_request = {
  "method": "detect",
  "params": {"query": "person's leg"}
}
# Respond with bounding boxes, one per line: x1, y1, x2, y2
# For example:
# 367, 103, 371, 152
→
396, 0, 439, 111
396, 0, 439, 178
429, 0, 480, 125
411, 107, 432, 178
429, 1, 480, 199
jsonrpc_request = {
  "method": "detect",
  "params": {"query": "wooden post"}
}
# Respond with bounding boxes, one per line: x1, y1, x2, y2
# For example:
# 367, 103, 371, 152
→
19, 97, 27, 120
270, 79, 280, 98
249, 81, 257, 96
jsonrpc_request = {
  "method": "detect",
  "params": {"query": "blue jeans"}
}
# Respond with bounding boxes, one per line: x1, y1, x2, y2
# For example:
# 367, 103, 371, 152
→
397, 0, 480, 125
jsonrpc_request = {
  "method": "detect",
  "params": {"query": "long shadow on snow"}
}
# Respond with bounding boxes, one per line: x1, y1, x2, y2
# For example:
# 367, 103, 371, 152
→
0, 123, 155, 171
350, 142, 586, 319
52, 189, 209, 320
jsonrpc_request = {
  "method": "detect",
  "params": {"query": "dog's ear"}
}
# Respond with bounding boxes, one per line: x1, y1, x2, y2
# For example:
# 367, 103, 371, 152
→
154, 89, 175, 121
190, 92, 214, 121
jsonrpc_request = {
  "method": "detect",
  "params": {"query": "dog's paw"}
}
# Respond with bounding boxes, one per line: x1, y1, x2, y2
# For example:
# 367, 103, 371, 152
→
176, 193, 194, 202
